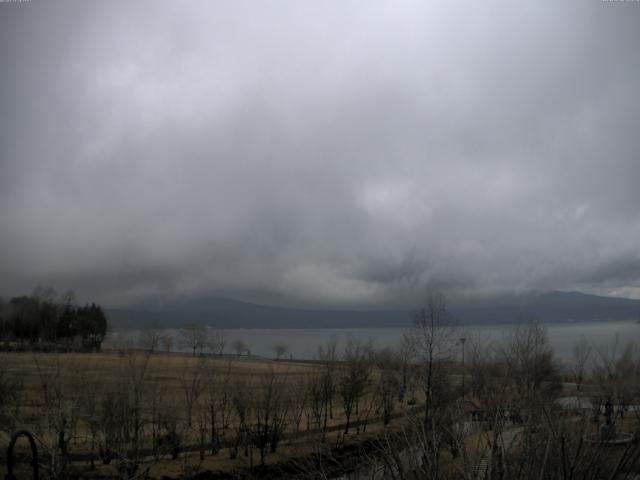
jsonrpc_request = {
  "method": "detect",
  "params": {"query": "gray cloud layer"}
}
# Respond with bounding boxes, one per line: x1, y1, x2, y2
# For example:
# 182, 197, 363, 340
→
1, 1, 639, 307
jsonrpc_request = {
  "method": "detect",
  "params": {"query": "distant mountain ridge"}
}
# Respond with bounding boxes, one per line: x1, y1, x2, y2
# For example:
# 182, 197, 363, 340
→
449, 290, 640, 324
105, 290, 640, 330
107, 296, 409, 329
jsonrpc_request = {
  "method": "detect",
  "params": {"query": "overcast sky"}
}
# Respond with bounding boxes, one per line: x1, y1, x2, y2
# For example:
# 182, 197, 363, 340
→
1, 1, 639, 308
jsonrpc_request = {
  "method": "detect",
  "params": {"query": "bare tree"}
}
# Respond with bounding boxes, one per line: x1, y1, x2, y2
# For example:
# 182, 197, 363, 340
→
252, 369, 290, 464
138, 325, 163, 354
233, 339, 248, 356
179, 357, 205, 428
180, 323, 208, 356
593, 334, 636, 418
147, 357, 168, 460
79, 371, 103, 470
501, 321, 560, 401
316, 336, 339, 422
374, 348, 400, 426
32, 354, 87, 477
307, 370, 326, 434
570, 335, 592, 391
0, 359, 24, 435
464, 331, 493, 400
203, 359, 233, 455
229, 379, 251, 460
293, 336, 640, 480
206, 329, 226, 355
161, 334, 173, 354
97, 352, 151, 478
338, 338, 372, 434
272, 343, 289, 360
395, 335, 415, 404
410, 291, 455, 427
289, 375, 309, 434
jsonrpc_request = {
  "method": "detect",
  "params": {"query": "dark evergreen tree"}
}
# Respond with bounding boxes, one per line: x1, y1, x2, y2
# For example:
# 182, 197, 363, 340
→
2, 289, 108, 350
56, 306, 78, 340
10, 296, 40, 343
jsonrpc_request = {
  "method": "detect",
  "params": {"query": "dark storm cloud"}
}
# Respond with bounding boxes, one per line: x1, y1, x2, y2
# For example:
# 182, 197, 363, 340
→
1, 0, 639, 307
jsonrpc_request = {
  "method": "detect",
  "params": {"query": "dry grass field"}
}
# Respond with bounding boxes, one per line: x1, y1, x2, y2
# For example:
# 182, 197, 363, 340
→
0, 350, 418, 479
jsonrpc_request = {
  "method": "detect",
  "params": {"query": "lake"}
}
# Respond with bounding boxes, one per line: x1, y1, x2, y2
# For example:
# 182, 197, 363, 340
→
107, 320, 640, 361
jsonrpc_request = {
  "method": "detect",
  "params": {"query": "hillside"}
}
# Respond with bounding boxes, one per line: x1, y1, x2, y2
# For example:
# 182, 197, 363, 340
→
105, 291, 640, 329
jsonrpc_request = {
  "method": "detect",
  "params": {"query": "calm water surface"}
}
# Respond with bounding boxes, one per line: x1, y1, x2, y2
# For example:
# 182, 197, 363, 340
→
108, 320, 640, 361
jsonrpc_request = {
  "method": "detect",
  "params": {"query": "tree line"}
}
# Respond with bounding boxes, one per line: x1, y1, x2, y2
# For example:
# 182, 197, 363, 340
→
0, 286, 108, 350
3, 291, 640, 479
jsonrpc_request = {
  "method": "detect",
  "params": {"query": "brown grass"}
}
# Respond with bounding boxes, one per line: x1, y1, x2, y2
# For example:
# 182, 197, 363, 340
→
0, 351, 409, 479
